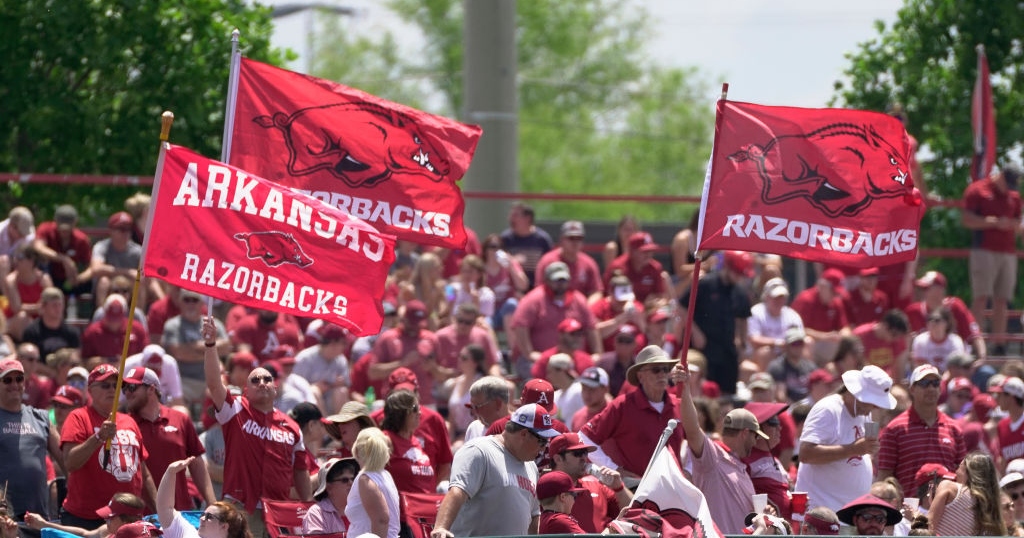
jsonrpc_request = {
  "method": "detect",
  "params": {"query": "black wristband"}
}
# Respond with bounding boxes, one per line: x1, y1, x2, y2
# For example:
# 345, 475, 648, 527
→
204, 341, 216, 348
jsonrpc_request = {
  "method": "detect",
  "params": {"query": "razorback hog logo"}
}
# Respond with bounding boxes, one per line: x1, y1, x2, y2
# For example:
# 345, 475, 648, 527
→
234, 232, 313, 268
633, 501, 704, 538
728, 123, 909, 218
253, 102, 451, 188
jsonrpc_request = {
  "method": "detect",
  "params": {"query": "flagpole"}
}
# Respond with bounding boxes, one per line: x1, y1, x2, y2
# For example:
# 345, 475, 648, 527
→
105, 111, 175, 459
639, 419, 679, 480
221, 29, 242, 164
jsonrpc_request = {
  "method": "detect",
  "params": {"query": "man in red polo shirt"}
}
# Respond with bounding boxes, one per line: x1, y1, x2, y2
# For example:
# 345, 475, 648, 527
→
202, 317, 310, 534
535, 220, 604, 302
512, 262, 600, 376
903, 271, 987, 363
877, 364, 966, 496
122, 366, 215, 510
369, 300, 441, 407
602, 232, 668, 304
792, 268, 850, 363
579, 346, 682, 480
962, 165, 1022, 356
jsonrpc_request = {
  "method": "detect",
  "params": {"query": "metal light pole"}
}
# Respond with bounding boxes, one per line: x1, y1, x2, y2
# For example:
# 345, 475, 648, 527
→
270, 3, 356, 73
462, 0, 518, 237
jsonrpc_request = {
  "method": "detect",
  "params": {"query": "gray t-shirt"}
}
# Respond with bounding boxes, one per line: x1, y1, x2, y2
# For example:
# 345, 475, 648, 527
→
0, 406, 52, 515
449, 435, 539, 536
294, 345, 349, 385
162, 315, 226, 380
200, 426, 226, 499
92, 238, 142, 269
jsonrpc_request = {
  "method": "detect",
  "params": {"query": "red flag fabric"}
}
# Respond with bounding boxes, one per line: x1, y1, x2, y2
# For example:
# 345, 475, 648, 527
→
971, 45, 996, 182
143, 144, 395, 336
230, 58, 481, 249
699, 100, 924, 268
629, 446, 722, 538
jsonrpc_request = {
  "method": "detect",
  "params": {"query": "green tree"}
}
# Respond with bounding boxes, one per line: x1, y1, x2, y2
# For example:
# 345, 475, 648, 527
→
833, 0, 1024, 304
312, 0, 713, 224
0, 0, 286, 223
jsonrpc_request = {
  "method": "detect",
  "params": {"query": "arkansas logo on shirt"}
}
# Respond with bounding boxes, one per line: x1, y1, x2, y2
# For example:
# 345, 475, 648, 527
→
98, 429, 143, 482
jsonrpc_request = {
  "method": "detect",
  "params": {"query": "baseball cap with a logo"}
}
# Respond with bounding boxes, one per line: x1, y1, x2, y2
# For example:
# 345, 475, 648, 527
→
509, 403, 560, 438
122, 367, 160, 388
1000, 377, 1024, 399
388, 367, 419, 393
88, 364, 118, 385
52, 385, 84, 407
579, 367, 610, 388
521, 378, 557, 414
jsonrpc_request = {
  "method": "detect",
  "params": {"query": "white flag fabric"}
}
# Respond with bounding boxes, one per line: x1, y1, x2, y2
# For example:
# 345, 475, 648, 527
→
630, 447, 724, 538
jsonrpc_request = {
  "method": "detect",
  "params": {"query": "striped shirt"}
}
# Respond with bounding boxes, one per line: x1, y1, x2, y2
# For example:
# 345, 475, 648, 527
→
877, 406, 966, 496
935, 484, 977, 537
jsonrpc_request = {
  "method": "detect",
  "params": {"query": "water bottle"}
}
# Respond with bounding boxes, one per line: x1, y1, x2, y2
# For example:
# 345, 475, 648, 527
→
365, 386, 376, 407
66, 296, 78, 320
586, 463, 614, 486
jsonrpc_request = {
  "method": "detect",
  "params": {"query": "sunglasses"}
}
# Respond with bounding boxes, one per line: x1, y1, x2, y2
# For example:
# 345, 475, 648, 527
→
122, 384, 145, 394
528, 430, 549, 447
926, 317, 944, 323
567, 449, 590, 458
616, 337, 636, 344
646, 366, 673, 375
915, 379, 941, 388
199, 512, 224, 523
93, 382, 117, 390
250, 375, 274, 385
456, 318, 476, 326
182, 297, 201, 303
2, 375, 25, 385
330, 476, 355, 484
764, 419, 781, 427
855, 512, 887, 524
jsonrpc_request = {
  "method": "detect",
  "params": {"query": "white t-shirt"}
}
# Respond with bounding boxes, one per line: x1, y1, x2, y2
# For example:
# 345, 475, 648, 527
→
910, 332, 965, 370
747, 304, 804, 349
794, 393, 872, 512
554, 382, 584, 423
124, 352, 184, 403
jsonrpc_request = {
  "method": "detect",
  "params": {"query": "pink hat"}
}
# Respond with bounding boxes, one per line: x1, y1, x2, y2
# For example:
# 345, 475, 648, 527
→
509, 403, 559, 438
0, 358, 24, 378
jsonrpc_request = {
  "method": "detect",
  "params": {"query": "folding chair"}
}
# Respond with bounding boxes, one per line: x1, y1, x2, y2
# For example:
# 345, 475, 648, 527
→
401, 492, 444, 538
261, 499, 315, 538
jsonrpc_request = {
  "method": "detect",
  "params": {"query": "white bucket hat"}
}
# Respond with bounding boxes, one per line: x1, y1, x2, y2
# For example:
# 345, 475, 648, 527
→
842, 365, 897, 410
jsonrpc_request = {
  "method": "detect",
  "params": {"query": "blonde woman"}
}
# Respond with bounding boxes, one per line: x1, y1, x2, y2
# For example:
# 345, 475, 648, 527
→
930, 452, 1006, 536
399, 252, 447, 328
346, 427, 400, 538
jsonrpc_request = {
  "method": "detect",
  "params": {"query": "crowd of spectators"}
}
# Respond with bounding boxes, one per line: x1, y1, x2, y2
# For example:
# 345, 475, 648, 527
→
0, 174, 1022, 538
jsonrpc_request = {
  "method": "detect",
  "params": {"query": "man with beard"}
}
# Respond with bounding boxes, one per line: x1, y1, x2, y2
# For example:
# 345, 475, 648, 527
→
202, 317, 311, 536
547, 432, 631, 533
676, 250, 754, 396
122, 366, 215, 510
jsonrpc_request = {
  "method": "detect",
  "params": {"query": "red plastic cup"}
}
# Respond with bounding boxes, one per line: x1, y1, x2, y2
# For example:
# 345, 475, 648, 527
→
791, 491, 808, 515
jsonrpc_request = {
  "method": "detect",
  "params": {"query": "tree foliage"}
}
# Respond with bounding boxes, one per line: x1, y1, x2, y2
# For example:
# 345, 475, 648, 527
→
312, 0, 713, 224
0, 0, 285, 223
834, 0, 1024, 304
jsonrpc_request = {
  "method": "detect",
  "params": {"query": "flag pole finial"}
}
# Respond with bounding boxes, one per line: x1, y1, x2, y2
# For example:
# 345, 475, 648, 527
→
160, 111, 175, 142
720, 83, 729, 101
976, 43, 985, 54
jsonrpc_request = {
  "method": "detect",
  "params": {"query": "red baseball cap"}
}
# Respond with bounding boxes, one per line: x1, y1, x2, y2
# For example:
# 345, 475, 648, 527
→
744, 401, 788, 424
229, 351, 259, 372
114, 522, 162, 538
557, 318, 583, 333
914, 270, 947, 289
724, 250, 755, 278
96, 498, 147, 519
52, 385, 84, 407
915, 463, 956, 489
88, 364, 118, 385
808, 368, 836, 386
388, 367, 418, 393
548, 432, 595, 458
820, 268, 845, 288
107, 211, 133, 230
628, 232, 659, 253
521, 378, 557, 414
537, 470, 585, 499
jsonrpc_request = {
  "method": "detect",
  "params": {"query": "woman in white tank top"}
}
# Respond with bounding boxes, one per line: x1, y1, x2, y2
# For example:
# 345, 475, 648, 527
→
345, 428, 401, 538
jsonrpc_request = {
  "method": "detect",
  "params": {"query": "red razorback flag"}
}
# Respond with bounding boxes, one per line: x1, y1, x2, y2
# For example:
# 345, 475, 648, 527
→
229, 57, 481, 249
143, 144, 396, 336
971, 45, 996, 182
698, 100, 924, 268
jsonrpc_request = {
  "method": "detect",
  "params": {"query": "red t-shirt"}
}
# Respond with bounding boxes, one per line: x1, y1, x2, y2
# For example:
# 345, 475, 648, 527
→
382, 430, 436, 494
603, 254, 665, 303
998, 417, 1024, 465
371, 406, 453, 472
540, 510, 586, 534
131, 406, 205, 510
214, 394, 307, 512
80, 320, 148, 360
854, 322, 907, 376
433, 325, 500, 370
589, 297, 647, 352
371, 328, 441, 405
572, 476, 620, 533
904, 297, 982, 343
147, 297, 181, 338
35, 221, 92, 284
349, 352, 386, 400
845, 289, 889, 327
535, 249, 604, 298
60, 406, 149, 519
963, 178, 1023, 252
742, 447, 792, 519
791, 288, 848, 332
229, 316, 302, 363
510, 286, 596, 355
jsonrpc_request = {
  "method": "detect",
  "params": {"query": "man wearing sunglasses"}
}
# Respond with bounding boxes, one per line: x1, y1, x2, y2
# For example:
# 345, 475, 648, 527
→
61, 364, 155, 529
877, 364, 966, 497
0, 357, 64, 520
547, 433, 631, 533
123, 366, 216, 510
202, 317, 311, 537
835, 493, 902, 535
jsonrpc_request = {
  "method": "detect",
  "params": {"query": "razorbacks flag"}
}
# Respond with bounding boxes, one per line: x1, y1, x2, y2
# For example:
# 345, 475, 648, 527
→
971, 44, 996, 182
143, 144, 396, 336
229, 58, 482, 249
630, 446, 722, 538
698, 100, 924, 268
